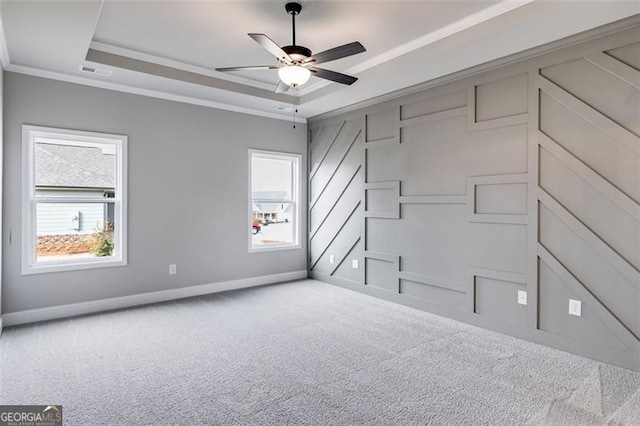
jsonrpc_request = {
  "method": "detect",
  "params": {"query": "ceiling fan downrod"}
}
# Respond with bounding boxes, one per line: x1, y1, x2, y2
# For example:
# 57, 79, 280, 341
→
285, 2, 302, 46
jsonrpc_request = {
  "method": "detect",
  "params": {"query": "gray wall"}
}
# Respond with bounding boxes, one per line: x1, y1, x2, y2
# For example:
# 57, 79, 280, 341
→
309, 25, 640, 371
0, 69, 3, 324
2, 72, 307, 314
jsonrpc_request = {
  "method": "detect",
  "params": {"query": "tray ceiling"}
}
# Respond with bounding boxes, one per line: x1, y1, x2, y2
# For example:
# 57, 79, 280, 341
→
1, 1, 638, 121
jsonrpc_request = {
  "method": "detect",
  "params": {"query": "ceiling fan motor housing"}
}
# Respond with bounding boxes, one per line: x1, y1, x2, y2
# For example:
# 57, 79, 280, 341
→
282, 45, 312, 63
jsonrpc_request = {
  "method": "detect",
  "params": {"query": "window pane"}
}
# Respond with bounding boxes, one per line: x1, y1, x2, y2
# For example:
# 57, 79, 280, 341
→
251, 203, 295, 247
36, 202, 116, 262
250, 151, 299, 251
251, 156, 293, 199
23, 125, 126, 274
35, 139, 116, 197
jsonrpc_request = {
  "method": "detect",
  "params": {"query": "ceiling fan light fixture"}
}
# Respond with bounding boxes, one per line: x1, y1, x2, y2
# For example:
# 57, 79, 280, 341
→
278, 65, 311, 87
215, 2, 366, 91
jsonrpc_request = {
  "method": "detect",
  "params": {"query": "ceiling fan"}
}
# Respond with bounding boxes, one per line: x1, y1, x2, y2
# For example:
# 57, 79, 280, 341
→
216, 2, 366, 93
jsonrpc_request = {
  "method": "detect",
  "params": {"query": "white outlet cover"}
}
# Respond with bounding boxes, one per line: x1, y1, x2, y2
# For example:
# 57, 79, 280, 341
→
517, 290, 527, 305
569, 299, 582, 317
329, 255, 335, 264
169, 264, 177, 275
352, 259, 359, 269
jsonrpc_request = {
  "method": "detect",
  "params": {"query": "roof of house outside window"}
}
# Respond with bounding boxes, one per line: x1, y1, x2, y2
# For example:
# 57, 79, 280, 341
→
35, 143, 115, 189
252, 191, 289, 213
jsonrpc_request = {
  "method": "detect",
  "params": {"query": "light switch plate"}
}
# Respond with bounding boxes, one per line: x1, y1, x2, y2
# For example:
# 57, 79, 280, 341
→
329, 255, 335, 264
517, 290, 527, 305
569, 299, 582, 317
352, 259, 359, 269
169, 264, 177, 275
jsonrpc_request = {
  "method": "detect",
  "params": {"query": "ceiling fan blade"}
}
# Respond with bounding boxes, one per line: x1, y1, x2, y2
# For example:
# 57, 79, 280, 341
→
275, 81, 290, 94
304, 42, 365, 65
216, 66, 278, 72
248, 33, 293, 63
309, 67, 358, 85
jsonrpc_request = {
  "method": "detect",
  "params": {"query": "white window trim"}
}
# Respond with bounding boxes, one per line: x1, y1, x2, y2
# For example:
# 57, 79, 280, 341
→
248, 149, 301, 253
21, 125, 128, 274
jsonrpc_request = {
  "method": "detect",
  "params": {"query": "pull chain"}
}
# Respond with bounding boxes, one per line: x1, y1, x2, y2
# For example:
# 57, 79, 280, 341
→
292, 96, 298, 129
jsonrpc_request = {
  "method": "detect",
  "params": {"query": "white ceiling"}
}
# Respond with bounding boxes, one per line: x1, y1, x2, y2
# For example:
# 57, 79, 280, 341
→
0, 1, 638, 121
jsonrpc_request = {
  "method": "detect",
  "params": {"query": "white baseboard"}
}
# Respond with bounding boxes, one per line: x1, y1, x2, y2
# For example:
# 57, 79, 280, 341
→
2, 270, 308, 327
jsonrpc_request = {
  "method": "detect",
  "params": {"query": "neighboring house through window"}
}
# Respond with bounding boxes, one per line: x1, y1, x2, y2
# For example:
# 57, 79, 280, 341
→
249, 150, 300, 251
22, 125, 127, 274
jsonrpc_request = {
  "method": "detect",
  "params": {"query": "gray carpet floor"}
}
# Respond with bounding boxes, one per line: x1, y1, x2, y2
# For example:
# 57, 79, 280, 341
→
1, 279, 639, 425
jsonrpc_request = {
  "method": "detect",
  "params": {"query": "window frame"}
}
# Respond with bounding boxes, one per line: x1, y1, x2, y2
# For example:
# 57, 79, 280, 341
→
248, 149, 301, 253
21, 125, 128, 275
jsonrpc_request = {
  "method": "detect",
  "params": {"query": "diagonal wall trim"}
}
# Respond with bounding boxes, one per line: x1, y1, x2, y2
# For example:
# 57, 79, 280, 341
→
310, 121, 345, 180
538, 74, 640, 155
538, 244, 640, 351
310, 127, 361, 208
539, 132, 640, 222
538, 188, 640, 289
585, 51, 640, 90
310, 165, 361, 239
308, 126, 325, 175
330, 236, 361, 276
310, 201, 361, 269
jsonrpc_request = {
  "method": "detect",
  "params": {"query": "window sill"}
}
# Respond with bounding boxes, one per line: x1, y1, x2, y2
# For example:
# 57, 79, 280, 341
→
21, 257, 127, 275
249, 244, 301, 254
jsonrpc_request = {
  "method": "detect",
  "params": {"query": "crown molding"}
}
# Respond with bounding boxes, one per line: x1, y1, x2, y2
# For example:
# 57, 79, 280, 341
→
308, 14, 640, 123
0, 8, 11, 69
297, 0, 535, 96
5, 63, 306, 123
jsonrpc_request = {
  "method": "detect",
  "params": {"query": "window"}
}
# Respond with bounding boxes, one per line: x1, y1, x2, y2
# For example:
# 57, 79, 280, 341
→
249, 150, 301, 252
22, 125, 127, 274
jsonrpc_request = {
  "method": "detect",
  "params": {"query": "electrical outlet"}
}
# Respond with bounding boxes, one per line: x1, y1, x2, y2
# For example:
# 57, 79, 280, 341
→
329, 254, 335, 264
169, 264, 177, 275
517, 290, 527, 305
569, 299, 582, 317
351, 259, 359, 269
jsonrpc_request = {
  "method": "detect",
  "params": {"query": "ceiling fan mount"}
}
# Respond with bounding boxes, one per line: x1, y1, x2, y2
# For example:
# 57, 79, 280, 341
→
215, 1, 366, 93
284, 2, 302, 16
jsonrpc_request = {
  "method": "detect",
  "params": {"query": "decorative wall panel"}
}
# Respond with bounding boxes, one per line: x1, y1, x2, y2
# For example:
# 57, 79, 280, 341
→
309, 25, 640, 371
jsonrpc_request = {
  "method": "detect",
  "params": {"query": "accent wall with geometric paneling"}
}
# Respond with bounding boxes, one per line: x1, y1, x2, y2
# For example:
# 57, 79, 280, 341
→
308, 24, 640, 371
